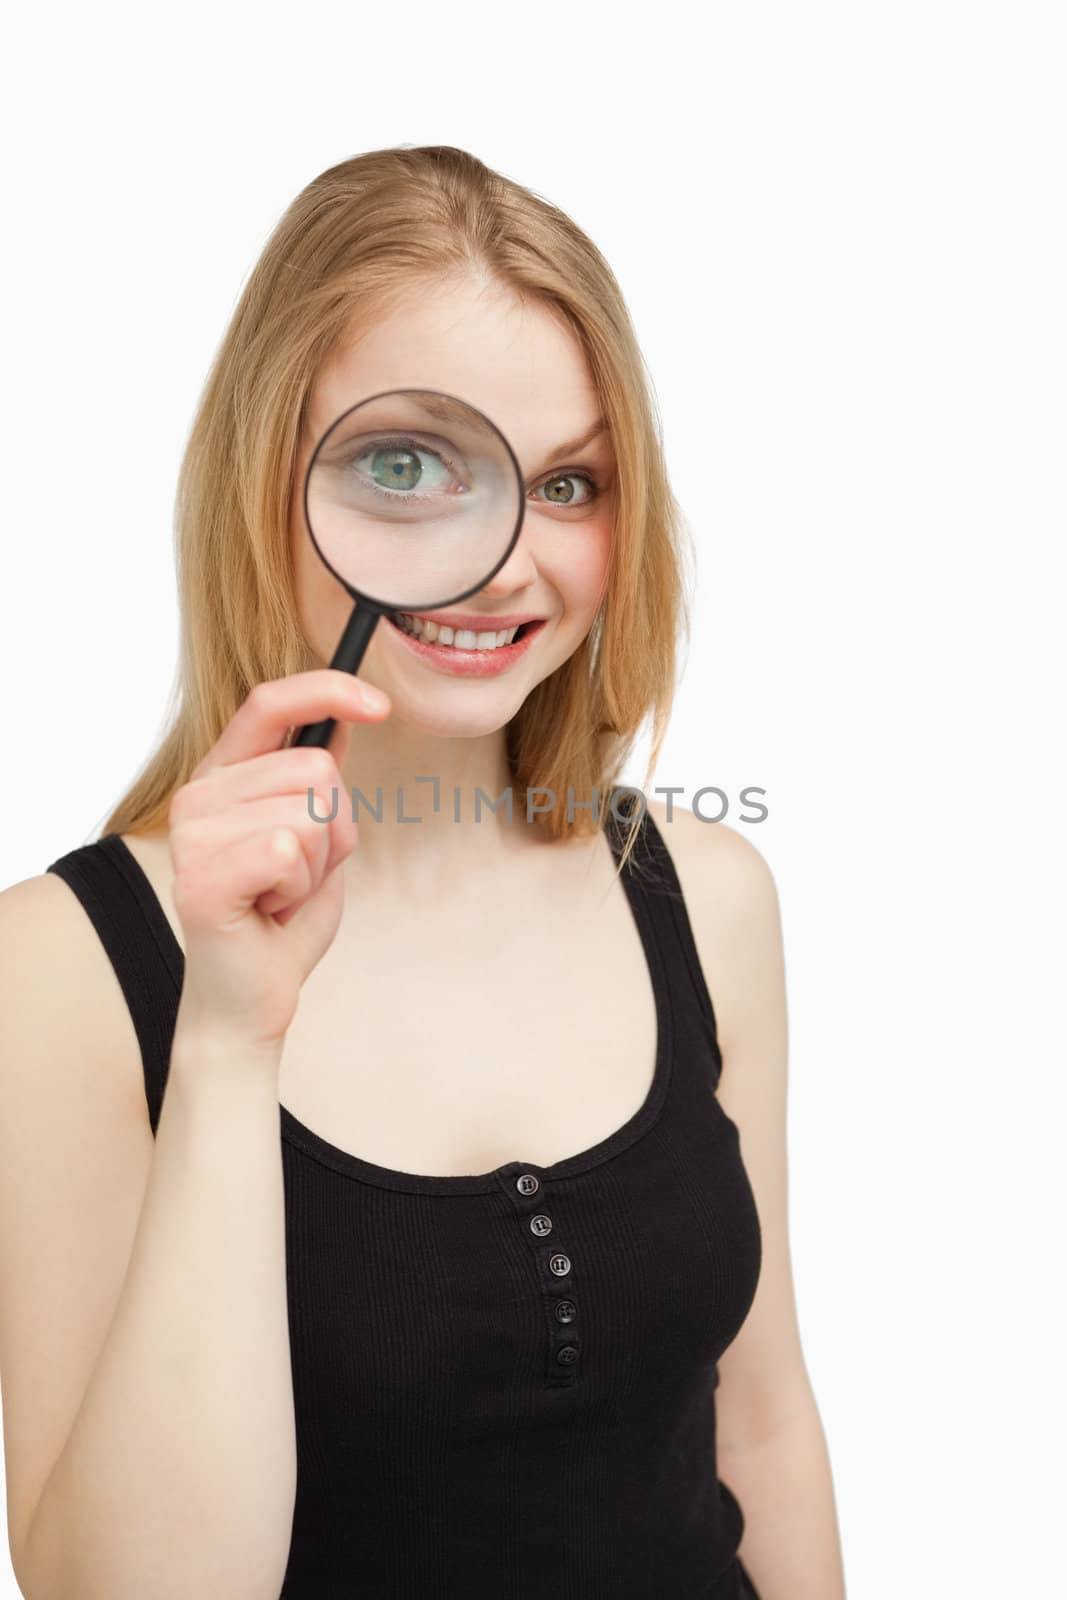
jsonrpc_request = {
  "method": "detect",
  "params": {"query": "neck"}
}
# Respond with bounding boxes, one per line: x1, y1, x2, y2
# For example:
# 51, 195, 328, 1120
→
334, 713, 534, 887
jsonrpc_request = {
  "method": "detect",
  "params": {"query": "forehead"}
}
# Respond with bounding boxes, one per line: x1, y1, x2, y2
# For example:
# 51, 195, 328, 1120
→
306, 276, 607, 466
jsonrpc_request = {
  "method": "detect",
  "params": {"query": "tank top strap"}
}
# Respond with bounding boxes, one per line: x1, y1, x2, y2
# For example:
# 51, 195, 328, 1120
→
605, 787, 721, 1074
44, 800, 722, 1131
45, 834, 182, 1134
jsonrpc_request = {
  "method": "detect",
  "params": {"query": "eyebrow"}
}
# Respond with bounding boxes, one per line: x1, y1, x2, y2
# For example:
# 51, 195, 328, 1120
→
420, 396, 610, 468
405, 392, 485, 431
312, 392, 611, 470
538, 416, 609, 466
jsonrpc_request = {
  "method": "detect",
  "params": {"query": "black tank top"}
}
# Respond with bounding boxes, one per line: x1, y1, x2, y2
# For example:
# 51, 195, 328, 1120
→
46, 793, 764, 1599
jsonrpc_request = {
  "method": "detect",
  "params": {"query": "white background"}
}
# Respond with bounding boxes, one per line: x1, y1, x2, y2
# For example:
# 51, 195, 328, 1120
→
1, 3, 1064, 1595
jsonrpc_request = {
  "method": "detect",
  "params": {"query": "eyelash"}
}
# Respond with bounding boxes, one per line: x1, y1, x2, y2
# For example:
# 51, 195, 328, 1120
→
529, 469, 601, 508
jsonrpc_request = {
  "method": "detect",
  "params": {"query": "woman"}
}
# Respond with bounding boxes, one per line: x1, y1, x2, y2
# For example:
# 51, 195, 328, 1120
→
0, 147, 845, 1597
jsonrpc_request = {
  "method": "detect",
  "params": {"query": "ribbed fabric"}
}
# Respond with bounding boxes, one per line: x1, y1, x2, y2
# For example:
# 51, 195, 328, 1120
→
47, 791, 763, 1599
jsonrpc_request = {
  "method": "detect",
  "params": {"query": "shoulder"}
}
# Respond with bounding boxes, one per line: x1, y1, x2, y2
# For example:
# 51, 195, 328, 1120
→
643, 798, 785, 1062
0, 865, 113, 985
0, 863, 149, 1118
644, 796, 781, 936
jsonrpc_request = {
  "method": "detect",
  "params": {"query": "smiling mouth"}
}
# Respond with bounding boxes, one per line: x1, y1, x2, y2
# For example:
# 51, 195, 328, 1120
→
386, 611, 544, 652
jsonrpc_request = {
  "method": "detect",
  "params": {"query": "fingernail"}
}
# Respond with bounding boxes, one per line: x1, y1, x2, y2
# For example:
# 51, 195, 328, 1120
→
361, 684, 389, 712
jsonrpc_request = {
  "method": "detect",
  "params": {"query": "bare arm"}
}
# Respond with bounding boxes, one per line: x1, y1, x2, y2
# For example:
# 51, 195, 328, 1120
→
14, 1000, 296, 1600
2, 670, 388, 1600
717, 1396, 843, 1598
656, 802, 847, 1597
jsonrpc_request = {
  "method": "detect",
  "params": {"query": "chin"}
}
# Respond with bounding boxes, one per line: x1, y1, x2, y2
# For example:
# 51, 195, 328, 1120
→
386, 690, 525, 742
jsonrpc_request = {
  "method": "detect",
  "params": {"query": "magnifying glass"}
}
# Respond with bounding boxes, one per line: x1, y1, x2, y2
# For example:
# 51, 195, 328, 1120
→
291, 387, 526, 748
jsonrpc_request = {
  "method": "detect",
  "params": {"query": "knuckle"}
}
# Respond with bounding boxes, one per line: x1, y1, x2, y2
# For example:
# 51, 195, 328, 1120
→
293, 806, 328, 843
302, 783, 336, 823
246, 680, 274, 714
302, 748, 337, 789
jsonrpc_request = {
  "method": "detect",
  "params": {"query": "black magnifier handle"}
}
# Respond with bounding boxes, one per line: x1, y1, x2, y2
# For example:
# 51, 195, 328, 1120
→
292, 601, 383, 748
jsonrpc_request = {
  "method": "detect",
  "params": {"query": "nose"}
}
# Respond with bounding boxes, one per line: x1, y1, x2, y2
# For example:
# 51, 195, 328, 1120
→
477, 517, 539, 597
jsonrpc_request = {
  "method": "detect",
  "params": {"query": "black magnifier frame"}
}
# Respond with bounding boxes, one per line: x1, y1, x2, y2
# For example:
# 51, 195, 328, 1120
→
291, 387, 528, 749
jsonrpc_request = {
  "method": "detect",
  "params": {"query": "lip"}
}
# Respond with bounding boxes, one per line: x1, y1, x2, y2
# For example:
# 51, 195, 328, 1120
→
382, 613, 548, 677
392, 611, 546, 630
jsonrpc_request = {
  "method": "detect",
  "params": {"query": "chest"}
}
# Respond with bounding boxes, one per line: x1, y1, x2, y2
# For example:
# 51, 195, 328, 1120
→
277, 863, 661, 1178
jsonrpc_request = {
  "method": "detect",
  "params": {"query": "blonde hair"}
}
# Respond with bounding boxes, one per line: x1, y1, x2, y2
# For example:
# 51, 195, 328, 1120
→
100, 145, 694, 875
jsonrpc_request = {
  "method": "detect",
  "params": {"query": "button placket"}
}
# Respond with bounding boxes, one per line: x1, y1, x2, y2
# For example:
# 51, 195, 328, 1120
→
539, 1243, 581, 1383
497, 1166, 581, 1387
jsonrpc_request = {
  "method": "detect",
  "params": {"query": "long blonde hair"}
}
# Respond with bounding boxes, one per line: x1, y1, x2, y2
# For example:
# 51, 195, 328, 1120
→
100, 146, 694, 874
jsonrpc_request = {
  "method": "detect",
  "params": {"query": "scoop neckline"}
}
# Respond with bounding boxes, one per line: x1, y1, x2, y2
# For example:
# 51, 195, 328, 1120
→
104, 804, 675, 1196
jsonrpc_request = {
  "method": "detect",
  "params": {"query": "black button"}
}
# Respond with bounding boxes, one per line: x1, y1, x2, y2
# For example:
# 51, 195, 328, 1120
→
554, 1299, 577, 1325
556, 1345, 579, 1365
530, 1213, 553, 1237
516, 1173, 540, 1196
549, 1252, 571, 1277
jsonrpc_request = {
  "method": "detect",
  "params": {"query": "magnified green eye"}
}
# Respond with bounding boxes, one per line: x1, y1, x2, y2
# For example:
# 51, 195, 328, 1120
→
372, 448, 422, 491
355, 443, 457, 495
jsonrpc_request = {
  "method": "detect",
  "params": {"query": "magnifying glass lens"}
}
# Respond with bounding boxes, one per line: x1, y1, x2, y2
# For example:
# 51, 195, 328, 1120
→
306, 389, 522, 612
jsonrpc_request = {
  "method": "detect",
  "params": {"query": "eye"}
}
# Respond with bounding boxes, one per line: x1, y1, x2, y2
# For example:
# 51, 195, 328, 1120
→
348, 437, 463, 501
530, 471, 599, 508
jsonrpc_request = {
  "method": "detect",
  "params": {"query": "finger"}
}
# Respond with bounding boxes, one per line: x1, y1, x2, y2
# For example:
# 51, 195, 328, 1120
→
170, 791, 352, 886
176, 745, 348, 818
173, 827, 314, 934
193, 670, 390, 773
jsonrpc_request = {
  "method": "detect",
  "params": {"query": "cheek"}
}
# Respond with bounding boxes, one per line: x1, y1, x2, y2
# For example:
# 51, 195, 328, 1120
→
290, 499, 353, 660
556, 517, 614, 618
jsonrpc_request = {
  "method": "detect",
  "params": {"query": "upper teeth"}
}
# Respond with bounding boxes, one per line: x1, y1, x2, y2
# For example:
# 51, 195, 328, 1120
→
393, 614, 523, 650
